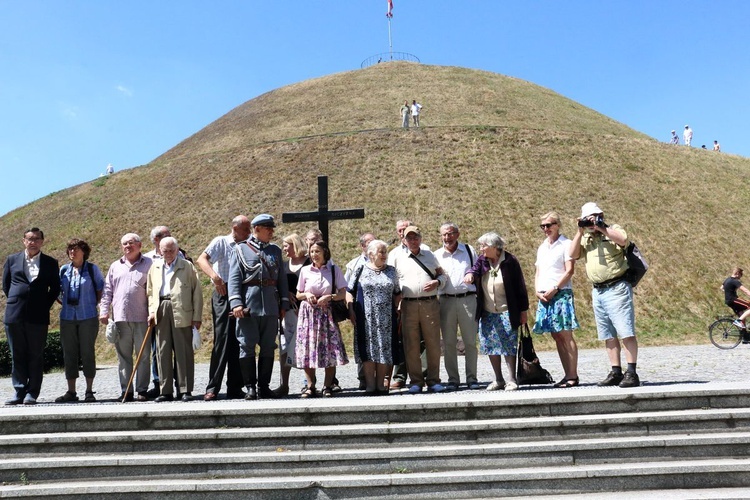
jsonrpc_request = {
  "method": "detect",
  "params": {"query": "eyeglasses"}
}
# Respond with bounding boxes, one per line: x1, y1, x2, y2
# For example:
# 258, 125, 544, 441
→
24, 237, 43, 242
539, 223, 558, 229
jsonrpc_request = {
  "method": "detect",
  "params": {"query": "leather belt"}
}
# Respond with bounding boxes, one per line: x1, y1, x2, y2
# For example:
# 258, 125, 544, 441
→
159, 295, 171, 301
440, 291, 476, 298
247, 279, 277, 287
402, 296, 438, 302
592, 276, 625, 289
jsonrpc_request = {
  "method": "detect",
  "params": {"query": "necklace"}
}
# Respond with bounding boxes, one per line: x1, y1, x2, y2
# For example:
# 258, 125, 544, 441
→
489, 260, 500, 278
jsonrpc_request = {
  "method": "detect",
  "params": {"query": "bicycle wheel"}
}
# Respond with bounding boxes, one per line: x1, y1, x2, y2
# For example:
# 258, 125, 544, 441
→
709, 318, 743, 349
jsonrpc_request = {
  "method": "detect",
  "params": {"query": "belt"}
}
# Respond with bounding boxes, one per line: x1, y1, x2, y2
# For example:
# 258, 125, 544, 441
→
402, 296, 438, 302
592, 276, 625, 289
440, 291, 476, 298
159, 295, 171, 301
246, 279, 277, 287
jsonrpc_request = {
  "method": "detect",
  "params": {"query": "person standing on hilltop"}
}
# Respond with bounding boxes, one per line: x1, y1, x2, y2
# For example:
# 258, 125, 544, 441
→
3, 228, 61, 405
683, 125, 693, 147
411, 100, 423, 127
569, 202, 640, 388
400, 100, 410, 128
713, 140, 721, 152
669, 130, 679, 145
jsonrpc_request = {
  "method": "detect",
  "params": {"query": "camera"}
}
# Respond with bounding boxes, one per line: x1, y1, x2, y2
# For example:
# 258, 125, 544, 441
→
578, 214, 607, 228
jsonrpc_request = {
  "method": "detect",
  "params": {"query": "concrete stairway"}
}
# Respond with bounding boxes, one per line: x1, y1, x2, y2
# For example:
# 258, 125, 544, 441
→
0, 384, 749, 498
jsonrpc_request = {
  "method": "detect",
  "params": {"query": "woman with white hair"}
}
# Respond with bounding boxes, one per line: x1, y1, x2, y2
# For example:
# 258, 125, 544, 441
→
534, 211, 579, 388
463, 232, 529, 391
347, 239, 401, 395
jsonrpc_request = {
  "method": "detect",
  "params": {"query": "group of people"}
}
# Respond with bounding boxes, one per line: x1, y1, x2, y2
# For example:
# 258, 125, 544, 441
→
1, 201, 642, 405
669, 125, 720, 151
400, 100, 423, 128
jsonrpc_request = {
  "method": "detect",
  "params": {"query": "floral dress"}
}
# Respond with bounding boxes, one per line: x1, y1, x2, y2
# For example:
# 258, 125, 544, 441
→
349, 265, 401, 364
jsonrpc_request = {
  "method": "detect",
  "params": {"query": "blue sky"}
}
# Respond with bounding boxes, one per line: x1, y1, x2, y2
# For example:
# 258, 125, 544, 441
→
2, 1, 748, 217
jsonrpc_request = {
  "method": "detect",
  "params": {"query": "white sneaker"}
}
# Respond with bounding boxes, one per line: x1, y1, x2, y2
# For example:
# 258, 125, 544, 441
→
733, 320, 745, 329
486, 381, 504, 391
504, 382, 518, 391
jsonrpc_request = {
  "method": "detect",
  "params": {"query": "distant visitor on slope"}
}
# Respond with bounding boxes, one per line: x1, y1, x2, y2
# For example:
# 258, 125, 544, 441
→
400, 100, 410, 128
683, 125, 693, 147
713, 140, 721, 152
106, 163, 114, 175
411, 100, 423, 127
669, 130, 679, 145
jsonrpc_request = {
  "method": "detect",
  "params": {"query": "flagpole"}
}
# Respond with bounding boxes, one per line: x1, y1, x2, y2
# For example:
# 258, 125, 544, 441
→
388, 17, 393, 61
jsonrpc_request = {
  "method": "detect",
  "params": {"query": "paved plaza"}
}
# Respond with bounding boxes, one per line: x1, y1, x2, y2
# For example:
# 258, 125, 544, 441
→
2, 343, 748, 405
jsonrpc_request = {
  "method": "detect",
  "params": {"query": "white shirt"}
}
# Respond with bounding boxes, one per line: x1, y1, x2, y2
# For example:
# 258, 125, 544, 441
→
411, 103, 422, 116
387, 242, 430, 266
433, 243, 476, 295
534, 235, 573, 292
24, 251, 41, 282
160, 259, 177, 297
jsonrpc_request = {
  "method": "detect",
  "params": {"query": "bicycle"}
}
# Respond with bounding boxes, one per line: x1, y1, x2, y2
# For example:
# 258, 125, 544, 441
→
708, 315, 750, 349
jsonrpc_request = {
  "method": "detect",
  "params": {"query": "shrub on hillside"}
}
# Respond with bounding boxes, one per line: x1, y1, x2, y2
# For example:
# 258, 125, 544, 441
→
0, 330, 65, 376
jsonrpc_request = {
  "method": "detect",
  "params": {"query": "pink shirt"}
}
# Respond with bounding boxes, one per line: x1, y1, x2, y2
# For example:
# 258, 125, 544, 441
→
297, 263, 345, 297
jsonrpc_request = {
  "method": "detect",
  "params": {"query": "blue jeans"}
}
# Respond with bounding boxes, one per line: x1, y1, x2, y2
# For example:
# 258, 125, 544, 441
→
592, 281, 636, 340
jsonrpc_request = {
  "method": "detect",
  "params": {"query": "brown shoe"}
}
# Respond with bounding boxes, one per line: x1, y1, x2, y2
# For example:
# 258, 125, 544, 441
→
203, 392, 217, 401
389, 380, 405, 390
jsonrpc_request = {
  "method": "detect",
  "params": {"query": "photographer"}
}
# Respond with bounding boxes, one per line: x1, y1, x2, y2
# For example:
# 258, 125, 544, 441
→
569, 202, 640, 388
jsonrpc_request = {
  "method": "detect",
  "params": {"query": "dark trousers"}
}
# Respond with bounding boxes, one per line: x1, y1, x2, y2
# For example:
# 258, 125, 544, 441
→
5, 322, 48, 399
205, 291, 243, 394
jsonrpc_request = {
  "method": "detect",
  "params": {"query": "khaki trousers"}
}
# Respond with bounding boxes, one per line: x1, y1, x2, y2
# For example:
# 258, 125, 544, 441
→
156, 300, 194, 395
439, 295, 479, 385
401, 297, 441, 387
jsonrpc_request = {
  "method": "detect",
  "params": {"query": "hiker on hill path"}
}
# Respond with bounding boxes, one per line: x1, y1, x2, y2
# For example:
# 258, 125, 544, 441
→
713, 140, 721, 152
400, 100, 410, 128
411, 100, 423, 127
669, 130, 679, 145
569, 202, 640, 388
683, 125, 693, 147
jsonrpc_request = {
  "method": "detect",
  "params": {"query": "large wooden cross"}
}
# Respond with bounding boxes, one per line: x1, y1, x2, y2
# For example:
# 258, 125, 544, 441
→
281, 175, 365, 243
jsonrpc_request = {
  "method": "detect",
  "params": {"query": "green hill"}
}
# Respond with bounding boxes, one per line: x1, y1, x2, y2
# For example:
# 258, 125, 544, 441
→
1, 61, 747, 358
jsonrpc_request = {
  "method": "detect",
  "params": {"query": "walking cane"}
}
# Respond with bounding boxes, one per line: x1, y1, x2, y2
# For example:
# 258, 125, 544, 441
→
122, 324, 154, 403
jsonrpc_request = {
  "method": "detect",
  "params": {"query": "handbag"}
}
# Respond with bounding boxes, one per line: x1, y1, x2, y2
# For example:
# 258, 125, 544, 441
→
516, 324, 554, 385
330, 264, 350, 323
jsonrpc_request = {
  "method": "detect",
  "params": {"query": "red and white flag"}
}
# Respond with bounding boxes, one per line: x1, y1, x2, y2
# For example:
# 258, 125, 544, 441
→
386, 0, 393, 18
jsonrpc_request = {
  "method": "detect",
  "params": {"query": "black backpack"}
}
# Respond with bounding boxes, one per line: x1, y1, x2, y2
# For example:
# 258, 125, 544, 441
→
624, 242, 648, 287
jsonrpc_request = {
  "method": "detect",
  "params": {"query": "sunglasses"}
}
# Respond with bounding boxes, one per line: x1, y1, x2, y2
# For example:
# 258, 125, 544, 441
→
539, 222, 558, 229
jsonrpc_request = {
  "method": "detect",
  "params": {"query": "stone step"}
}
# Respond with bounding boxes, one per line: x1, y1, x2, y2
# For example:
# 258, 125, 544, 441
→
1, 407, 748, 457
1, 431, 749, 484
0, 384, 748, 435
1, 458, 749, 498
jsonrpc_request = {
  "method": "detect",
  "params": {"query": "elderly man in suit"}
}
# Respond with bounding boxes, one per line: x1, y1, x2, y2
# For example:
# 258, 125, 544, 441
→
229, 214, 290, 400
3, 227, 61, 405
147, 236, 203, 402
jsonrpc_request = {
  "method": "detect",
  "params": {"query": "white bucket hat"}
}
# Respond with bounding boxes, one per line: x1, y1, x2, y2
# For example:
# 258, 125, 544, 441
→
581, 202, 603, 218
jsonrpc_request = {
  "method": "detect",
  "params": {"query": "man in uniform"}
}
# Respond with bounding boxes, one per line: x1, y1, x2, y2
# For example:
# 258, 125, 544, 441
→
228, 214, 290, 399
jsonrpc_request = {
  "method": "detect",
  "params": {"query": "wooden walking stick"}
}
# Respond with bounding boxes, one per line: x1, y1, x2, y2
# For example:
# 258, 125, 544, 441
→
122, 324, 154, 403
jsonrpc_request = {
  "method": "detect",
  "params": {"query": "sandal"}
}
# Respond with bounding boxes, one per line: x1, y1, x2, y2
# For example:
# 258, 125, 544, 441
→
554, 377, 579, 388
300, 387, 316, 399
84, 391, 96, 403
322, 386, 333, 397
55, 391, 78, 403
